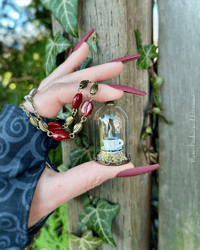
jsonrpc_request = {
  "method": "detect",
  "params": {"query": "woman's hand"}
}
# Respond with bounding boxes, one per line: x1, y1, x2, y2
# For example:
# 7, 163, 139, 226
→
23, 42, 125, 119
27, 42, 135, 228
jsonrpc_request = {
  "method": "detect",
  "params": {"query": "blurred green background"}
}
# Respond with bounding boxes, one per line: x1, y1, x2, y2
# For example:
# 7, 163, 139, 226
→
0, 0, 51, 111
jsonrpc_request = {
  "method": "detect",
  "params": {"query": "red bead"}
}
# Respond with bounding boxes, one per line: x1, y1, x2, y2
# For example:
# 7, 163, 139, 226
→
72, 93, 83, 109
48, 122, 62, 132
81, 100, 93, 117
52, 130, 69, 141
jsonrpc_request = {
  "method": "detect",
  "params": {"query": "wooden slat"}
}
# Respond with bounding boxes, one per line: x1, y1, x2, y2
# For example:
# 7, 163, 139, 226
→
64, 1, 153, 249
158, 1, 200, 249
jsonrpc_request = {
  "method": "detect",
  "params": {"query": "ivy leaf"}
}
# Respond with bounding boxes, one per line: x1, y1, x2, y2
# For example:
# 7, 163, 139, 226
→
87, 31, 98, 54
79, 200, 120, 247
78, 57, 91, 70
57, 108, 71, 120
83, 196, 91, 207
80, 129, 90, 149
78, 221, 88, 231
151, 77, 163, 90
92, 196, 100, 206
74, 136, 82, 147
150, 77, 163, 109
69, 230, 104, 250
40, 0, 78, 37
135, 29, 158, 69
44, 32, 72, 76
48, 143, 63, 166
33, 203, 69, 249
144, 44, 158, 59
88, 40, 98, 54
57, 163, 70, 172
69, 146, 94, 167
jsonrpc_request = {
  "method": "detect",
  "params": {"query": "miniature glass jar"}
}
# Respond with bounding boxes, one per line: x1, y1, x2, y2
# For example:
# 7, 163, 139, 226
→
93, 101, 131, 165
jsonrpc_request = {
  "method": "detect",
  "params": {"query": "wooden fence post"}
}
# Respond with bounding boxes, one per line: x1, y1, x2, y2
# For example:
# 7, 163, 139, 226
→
63, 1, 153, 249
158, 1, 200, 249
52, 1, 153, 249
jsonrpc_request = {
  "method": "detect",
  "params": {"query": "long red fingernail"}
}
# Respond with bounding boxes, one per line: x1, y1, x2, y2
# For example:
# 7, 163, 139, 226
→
116, 164, 159, 177
108, 84, 147, 96
110, 54, 140, 64
73, 28, 95, 52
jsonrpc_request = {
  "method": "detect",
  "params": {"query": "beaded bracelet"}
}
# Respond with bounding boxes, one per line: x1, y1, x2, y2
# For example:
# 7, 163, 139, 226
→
20, 80, 99, 141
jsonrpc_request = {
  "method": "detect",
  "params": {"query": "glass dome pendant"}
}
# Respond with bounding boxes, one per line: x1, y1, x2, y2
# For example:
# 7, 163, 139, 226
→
93, 101, 130, 166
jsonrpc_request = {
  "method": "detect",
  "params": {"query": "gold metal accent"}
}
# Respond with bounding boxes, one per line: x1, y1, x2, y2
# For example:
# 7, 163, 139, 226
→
64, 116, 74, 126
79, 80, 90, 90
90, 82, 98, 95
73, 122, 83, 133
38, 120, 48, 132
20, 104, 31, 118
47, 131, 53, 137
95, 150, 130, 166
29, 116, 39, 127
105, 101, 116, 106
71, 109, 77, 117
80, 116, 87, 123
20, 85, 96, 141
69, 133, 75, 139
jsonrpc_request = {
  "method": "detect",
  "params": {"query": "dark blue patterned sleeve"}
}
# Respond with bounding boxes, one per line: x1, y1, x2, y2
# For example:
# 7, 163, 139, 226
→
0, 104, 65, 249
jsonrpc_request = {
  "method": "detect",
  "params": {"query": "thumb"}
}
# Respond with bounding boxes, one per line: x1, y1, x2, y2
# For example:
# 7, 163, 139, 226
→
108, 161, 135, 178
91, 161, 135, 183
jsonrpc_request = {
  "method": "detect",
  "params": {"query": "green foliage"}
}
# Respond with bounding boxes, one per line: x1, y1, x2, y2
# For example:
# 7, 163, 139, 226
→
146, 126, 153, 134
79, 57, 92, 70
32, 203, 69, 249
88, 40, 98, 54
87, 32, 98, 54
147, 107, 161, 115
0, 82, 18, 111
44, 32, 72, 75
0, 37, 47, 112
79, 199, 120, 247
57, 108, 71, 120
78, 221, 88, 231
58, 163, 70, 172
135, 29, 158, 69
48, 143, 63, 166
69, 230, 104, 250
150, 77, 163, 109
69, 146, 94, 167
40, 0, 78, 37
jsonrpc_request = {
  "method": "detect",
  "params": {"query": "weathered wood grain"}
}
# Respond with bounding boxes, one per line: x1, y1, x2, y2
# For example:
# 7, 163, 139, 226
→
52, 1, 153, 249
65, 1, 152, 249
158, 1, 200, 249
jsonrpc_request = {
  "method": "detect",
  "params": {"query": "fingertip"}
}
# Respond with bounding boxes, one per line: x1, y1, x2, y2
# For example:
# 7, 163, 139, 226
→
118, 61, 124, 74
76, 42, 89, 55
109, 61, 124, 74
107, 84, 124, 99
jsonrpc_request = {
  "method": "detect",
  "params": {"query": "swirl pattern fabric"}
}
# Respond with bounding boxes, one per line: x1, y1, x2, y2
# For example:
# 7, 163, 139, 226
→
0, 104, 64, 249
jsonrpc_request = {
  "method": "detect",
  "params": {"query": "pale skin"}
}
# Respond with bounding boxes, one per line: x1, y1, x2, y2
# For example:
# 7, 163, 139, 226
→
24, 42, 134, 229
